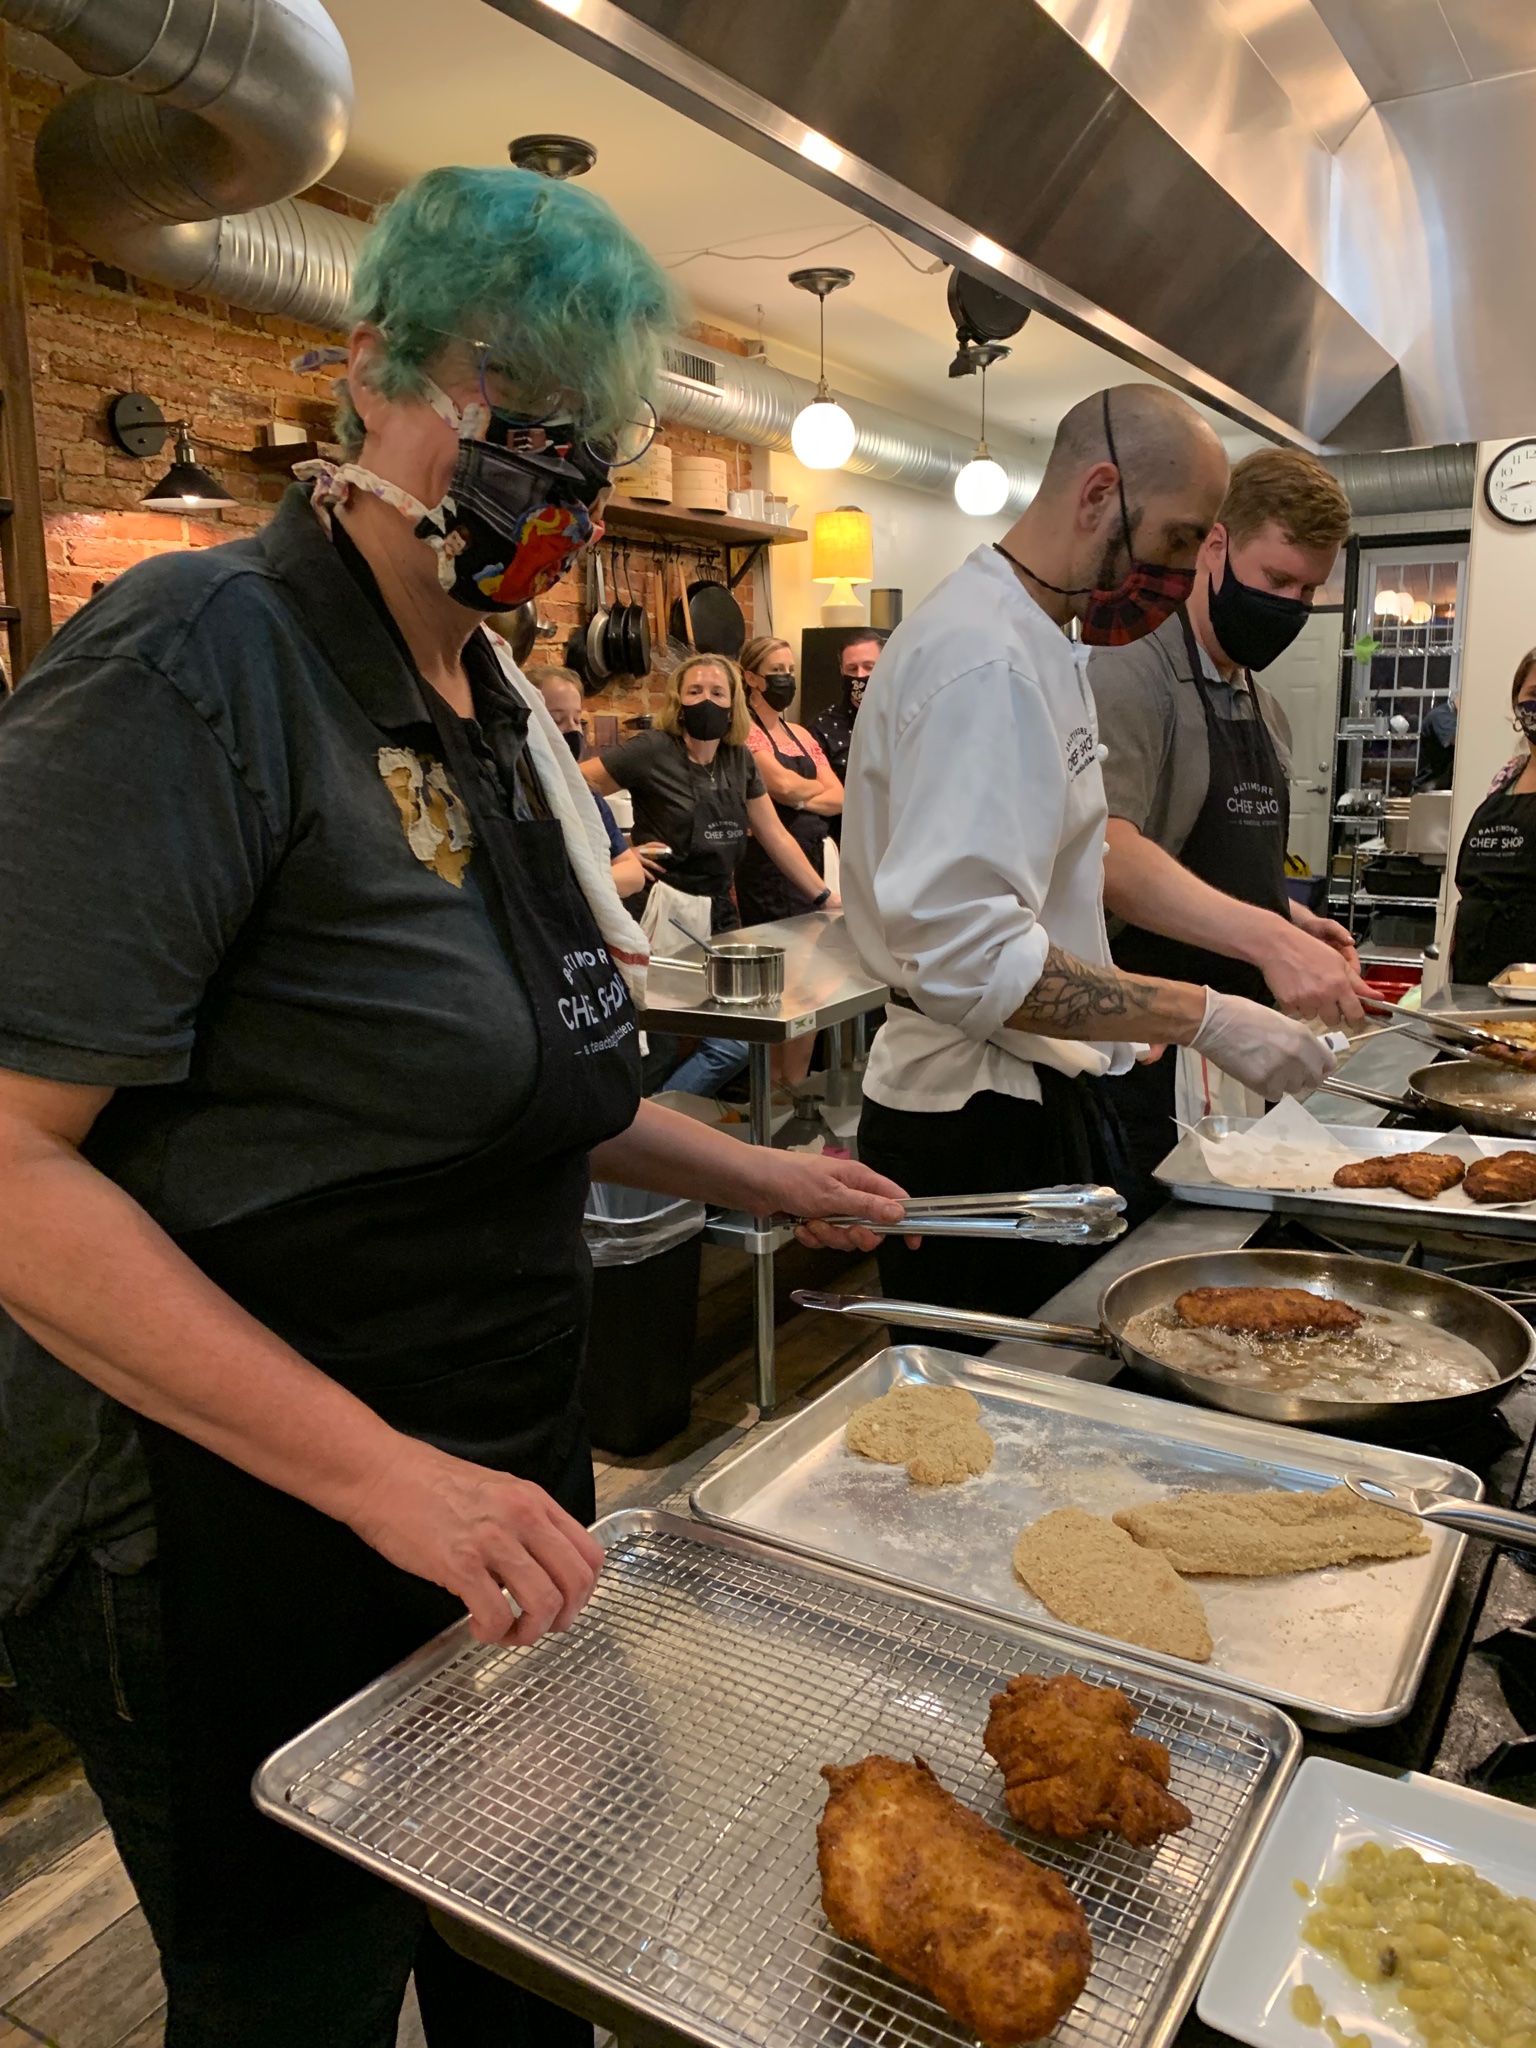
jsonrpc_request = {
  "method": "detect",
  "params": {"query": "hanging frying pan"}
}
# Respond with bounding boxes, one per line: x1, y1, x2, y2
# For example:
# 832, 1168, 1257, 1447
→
681, 554, 746, 658
618, 546, 650, 677
585, 550, 611, 682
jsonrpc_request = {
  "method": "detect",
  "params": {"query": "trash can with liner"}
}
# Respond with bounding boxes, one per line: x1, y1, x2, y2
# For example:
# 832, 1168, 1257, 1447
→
580, 1182, 707, 1455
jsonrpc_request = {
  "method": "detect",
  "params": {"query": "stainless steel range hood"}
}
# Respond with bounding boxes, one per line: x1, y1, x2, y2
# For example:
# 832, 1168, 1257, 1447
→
491, 0, 1399, 451
496, 0, 1536, 451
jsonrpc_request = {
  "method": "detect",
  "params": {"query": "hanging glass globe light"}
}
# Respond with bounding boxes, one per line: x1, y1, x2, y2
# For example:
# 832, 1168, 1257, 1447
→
788, 266, 857, 471
955, 445, 1009, 515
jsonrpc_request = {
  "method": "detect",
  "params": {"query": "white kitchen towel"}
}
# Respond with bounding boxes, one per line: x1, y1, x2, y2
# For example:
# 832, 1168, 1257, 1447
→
640, 881, 712, 957
486, 633, 651, 1004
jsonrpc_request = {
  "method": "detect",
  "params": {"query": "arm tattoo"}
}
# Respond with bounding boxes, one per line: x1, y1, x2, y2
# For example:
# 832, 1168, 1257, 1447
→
1011, 945, 1161, 1034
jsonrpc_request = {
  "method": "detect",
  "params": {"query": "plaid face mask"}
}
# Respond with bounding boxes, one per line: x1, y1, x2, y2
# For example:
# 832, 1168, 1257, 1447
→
997, 390, 1195, 647
1077, 391, 1194, 646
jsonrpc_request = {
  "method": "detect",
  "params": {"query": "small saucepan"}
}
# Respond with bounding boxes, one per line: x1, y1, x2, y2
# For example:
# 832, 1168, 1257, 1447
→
666, 918, 786, 1007
795, 1247, 1534, 1439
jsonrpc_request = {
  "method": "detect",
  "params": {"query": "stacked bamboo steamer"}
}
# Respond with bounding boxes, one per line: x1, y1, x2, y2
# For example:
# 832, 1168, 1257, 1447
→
612, 441, 673, 503
671, 453, 728, 513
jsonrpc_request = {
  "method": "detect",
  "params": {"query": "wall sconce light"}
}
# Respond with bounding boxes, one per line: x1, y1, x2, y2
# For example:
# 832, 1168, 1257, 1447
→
108, 393, 238, 512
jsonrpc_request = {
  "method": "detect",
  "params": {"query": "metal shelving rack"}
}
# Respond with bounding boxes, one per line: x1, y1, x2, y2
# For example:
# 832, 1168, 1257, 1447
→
1327, 535, 1468, 964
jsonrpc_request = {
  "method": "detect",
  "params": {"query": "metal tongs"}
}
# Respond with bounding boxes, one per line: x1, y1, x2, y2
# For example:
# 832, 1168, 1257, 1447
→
1345, 1473, 1536, 1552
1360, 997, 1536, 1071
816, 1182, 1128, 1246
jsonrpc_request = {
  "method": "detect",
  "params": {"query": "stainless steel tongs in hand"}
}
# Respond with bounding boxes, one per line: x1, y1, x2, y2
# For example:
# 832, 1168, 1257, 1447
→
817, 1182, 1128, 1245
1360, 998, 1536, 1070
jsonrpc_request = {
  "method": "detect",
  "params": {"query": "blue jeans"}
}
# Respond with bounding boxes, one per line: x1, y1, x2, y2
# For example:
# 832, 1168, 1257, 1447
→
665, 1035, 749, 1097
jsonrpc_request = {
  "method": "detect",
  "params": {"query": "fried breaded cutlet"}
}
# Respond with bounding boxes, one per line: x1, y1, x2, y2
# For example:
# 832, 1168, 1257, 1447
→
984, 1673, 1193, 1849
1112, 1485, 1430, 1576
818, 1755, 1092, 2046
1463, 1149, 1536, 1205
1173, 1285, 1363, 1337
1332, 1152, 1465, 1200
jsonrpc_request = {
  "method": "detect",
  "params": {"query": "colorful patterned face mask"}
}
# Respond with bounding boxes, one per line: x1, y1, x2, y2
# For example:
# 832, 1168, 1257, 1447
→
298, 378, 593, 612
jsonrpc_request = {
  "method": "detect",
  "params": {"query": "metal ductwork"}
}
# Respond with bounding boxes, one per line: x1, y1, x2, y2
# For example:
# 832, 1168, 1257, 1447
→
1, 0, 360, 323
662, 341, 1039, 513
1323, 444, 1476, 520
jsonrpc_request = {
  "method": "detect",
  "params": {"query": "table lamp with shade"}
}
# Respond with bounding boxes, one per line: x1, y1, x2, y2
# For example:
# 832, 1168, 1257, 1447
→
812, 505, 873, 626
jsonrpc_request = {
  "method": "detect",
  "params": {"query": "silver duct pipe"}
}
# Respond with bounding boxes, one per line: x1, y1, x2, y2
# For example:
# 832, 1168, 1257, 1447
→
1323, 444, 1476, 518
662, 340, 1041, 514
2, 0, 355, 318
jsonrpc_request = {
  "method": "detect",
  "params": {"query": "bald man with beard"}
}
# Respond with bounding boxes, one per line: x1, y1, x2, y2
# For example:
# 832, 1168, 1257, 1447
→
841, 384, 1337, 1333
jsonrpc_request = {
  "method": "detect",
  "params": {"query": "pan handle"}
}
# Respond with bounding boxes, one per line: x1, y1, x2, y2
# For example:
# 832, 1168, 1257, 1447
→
1345, 1476, 1536, 1550
791, 1289, 1114, 1353
1315, 1075, 1412, 1114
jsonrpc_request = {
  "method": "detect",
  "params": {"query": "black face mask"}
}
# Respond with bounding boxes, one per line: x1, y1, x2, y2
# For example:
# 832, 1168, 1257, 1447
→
563, 728, 585, 761
1207, 549, 1310, 671
681, 699, 732, 742
761, 674, 796, 711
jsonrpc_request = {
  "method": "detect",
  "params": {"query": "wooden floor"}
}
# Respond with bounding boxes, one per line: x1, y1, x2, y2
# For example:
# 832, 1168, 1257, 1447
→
0, 1245, 885, 2047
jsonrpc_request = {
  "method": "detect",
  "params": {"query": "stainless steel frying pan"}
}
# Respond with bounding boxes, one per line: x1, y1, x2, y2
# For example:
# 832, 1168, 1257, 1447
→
795, 1247, 1534, 1439
1321, 1058, 1536, 1140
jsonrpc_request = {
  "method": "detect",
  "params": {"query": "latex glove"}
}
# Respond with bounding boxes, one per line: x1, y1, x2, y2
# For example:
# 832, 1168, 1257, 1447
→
1189, 988, 1338, 1101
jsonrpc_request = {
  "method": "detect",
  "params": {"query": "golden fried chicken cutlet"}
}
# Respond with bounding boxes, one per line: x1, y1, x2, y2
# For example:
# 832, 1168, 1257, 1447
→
984, 1673, 1192, 1849
1332, 1152, 1465, 1200
1463, 1150, 1536, 1204
817, 1755, 1091, 2045
1173, 1285, 1363, 1337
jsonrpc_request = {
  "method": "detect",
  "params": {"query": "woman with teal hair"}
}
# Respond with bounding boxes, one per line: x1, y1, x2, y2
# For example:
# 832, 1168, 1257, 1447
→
0, 165, 906, 2046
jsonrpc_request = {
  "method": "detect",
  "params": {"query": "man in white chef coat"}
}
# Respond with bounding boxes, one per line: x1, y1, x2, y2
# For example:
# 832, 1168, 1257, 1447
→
843, 384, 1338, 1331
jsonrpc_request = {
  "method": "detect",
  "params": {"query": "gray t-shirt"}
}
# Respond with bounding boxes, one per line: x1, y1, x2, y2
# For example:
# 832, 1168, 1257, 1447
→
1088, 610, 1292, 856
0, 486, 548, 1615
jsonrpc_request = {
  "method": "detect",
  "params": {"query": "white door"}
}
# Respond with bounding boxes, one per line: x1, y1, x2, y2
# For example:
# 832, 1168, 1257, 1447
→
1261, 609, 1343, 875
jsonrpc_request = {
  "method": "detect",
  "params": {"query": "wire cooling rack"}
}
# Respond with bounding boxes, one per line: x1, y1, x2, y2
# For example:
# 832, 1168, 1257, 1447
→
256, 1512, 1298, 2048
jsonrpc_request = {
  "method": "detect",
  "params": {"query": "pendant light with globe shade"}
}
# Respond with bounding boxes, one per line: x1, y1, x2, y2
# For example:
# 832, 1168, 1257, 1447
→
788, 267, 857, 470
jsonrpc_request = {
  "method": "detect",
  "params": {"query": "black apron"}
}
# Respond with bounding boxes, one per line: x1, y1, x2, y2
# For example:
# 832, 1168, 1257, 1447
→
1111, 607, 1291, 1004
143, 642, 642, 1971
1451, 782, 1536, 984
736, 710, 827, 925
664, 747, 750, 933
1103, 608, 1291, 1211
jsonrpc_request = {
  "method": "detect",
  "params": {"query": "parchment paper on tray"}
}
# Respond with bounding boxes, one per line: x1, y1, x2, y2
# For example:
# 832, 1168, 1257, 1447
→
1194, 1098, 1526, 1208
1194, 1096, 1360, 1189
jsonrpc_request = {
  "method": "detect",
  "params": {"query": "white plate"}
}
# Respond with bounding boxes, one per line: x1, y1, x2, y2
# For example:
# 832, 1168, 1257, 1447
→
1198, 1756, 1536, 2048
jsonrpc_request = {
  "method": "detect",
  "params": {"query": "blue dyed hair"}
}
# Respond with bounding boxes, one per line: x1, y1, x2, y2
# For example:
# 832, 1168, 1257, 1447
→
338, 165, 678, 450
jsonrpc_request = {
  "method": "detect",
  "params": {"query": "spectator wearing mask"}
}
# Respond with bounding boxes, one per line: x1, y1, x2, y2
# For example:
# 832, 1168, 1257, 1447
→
814, 631, 882, 834
1449, 649, 1536, 985
736, 635, 843, 927
526, 664, 652, 899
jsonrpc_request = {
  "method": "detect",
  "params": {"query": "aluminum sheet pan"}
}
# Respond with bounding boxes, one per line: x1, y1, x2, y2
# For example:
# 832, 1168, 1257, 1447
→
1155, 1117, 1536, 1242
691, 1352, 1482, 1732
256, 1512, 1297, 2048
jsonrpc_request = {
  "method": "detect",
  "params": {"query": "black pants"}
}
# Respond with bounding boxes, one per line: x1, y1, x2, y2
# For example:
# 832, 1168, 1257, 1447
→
1, 1552, 593, 2048
1093, 1047, 1177, 1231
858, 1073, 1129, 1349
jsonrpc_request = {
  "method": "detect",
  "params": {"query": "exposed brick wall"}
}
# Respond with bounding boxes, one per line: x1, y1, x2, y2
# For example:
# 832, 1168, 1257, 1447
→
4, 54, 758, 719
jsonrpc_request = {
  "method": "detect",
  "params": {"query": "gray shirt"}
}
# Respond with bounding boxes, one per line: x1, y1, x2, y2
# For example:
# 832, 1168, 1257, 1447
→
1088, 609, 1292, 856
0, 486, 546, 1616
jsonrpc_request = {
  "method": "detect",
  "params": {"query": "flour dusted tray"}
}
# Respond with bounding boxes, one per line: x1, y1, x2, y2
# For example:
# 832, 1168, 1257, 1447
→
690, 1350, 1480, 1731
256, 1512, 1297, 2048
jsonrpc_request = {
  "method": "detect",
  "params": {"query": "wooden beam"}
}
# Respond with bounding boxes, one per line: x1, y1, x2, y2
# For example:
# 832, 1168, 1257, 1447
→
0, 27, 52, 682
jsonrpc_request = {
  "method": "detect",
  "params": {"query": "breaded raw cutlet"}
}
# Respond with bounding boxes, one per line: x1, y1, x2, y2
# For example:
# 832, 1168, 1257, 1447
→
1011, 1508, 1213, 1663
1112, 1485, 1430, 1576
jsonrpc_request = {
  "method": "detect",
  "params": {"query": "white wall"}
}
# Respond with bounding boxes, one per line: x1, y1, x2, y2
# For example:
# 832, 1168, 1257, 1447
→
761, 445, 1009, 654
1433, 440, 1536, 989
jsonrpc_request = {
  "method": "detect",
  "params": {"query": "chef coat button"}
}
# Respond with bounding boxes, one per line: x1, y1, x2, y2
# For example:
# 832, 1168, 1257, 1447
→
1094, 742, 1109, 761
1103, 839, 1113, 855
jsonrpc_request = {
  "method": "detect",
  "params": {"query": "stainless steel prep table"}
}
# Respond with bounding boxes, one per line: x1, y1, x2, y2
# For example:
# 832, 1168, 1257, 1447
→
637, 912, 888, 1413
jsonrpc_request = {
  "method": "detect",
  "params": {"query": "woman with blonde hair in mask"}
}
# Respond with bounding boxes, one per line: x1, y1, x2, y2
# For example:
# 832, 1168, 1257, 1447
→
0, 163, 905, 2047
736, 635, 843, 929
